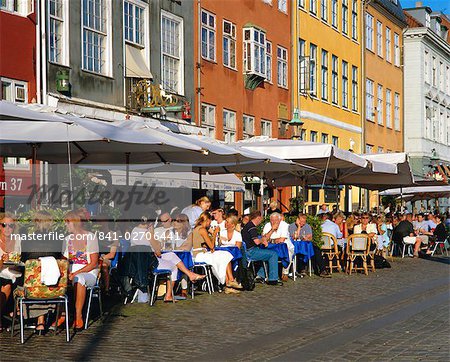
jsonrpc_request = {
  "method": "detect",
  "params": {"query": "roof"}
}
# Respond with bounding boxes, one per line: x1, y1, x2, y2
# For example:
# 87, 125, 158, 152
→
404, 10, 423, 28
374, 0, 407, 24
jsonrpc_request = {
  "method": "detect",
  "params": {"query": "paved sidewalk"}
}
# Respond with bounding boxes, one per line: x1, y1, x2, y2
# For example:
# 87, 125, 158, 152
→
1, 256, 449, 361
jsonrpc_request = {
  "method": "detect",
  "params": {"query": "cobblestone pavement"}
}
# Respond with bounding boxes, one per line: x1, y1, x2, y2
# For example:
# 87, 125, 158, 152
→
1, 256, 449, 361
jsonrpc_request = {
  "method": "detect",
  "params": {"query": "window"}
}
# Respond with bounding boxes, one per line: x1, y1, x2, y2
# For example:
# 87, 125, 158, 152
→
243, 114, 255, 138
299, 0, 305, 8
1, 78, 28, 103
161, 11, 183, 94
394, 93, 400, 131
201, 103, 215, 138
223, 20, 236, 69
386, 89, 392, 128
261, 120, 272, 137
439, 61, 444, 91
377, 21, 382, 57
377, 84, 383, 125
310, 0, 317, 15
124, 1, 144, 46
385, 27, 391, 62
310, 130, 318, 142
342, 0, 348, 35
394, 33, 400, 66
82, 0, 109, 75
331, 0, 338, 28
321, 0, 327, 21
446, 66, 450, 95
342, 61, 348, 108
351, 0, 358, 40
300, 129, 306, 141
0, 0, 32, 15
223, 109, 236, 143
365, 13, 374, 51
365, 144, 373, 154
277, 46, 288, 88
321, 133, 329, 143
310, 44, 317, 96
298, 39, 307, 93
201, 9, 215, 62
278, 0, 287, 13
331, 55, 338, 104
351, 66, 358, 111
49, 0, 66, 64
266, 41, 272, 82
332, 136, 339, 147
321, 49, 328, 100
365, 79, 374, 121
432, 56, 437, 86
424, 51, 429, 83
3, 157, 28, 168
377, 146, 384, 154
425, 12, 430, 27
243, 27, 266, 77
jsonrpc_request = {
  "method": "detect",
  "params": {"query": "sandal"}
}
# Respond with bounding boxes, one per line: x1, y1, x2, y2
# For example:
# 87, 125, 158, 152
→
51, 315, 66, 328
72, 319, 84, 331
189, 274, 206, 282
35, 323, 46, 336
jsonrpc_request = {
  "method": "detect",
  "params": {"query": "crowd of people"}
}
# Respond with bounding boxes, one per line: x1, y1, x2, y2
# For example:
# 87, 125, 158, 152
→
0, 198, 449, 336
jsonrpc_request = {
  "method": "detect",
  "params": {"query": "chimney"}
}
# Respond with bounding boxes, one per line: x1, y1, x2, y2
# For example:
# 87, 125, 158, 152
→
415, 1, 423, 7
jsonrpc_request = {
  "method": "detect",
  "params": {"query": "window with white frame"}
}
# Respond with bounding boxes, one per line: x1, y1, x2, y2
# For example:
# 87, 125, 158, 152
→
243, 114, 255, 138
161, 11, 183, 95
277, 46, 288, 88
223, 20, 236, 69
365, 13, 374, 51
331, 0, 338, 28
243, 27, 266, 77
124, 1, 144, 46
48, 0, 66, 64
321, 0, 327, 21
394, 33, 400, 66
365, 78, 374, 121
321, 133, 329, 143
332, 136, 339, 146
377, 84, 383, 125
446, 66, 450, 95
377, 146, 383, 154
394, 92, 400, 131
82, 0, 109, 75
331, 55, 338, 104
365, 144, 373, 154
424, 50, 429, 83
3, 157, 29, 168
201, 103, 215, 138
300, 129, 306, 140
376, 21, 382, 57
342, 0, 348, 35
310, 130, 317, 142
278, 0, 287, 13
321, 49, 328, 100
351, 65, 358, 111
261, 120, 272, 137
310, 0, 317, 15
310, 43, 317, 96
351, 0, 358, 40
342, 60, 348, 108
266, 41, 272, 82
223, 109, 236, 143
1, 0, 32, 15
298, 39, 307, 93
385, 88, 392, 128
432, 56, 436, 86
425, 12, 430, 27
299, 0, 305, 8
439, 61, 444, 91
201, 9, 216, 62
385, 27, 391, 62
1, 77, 27, 103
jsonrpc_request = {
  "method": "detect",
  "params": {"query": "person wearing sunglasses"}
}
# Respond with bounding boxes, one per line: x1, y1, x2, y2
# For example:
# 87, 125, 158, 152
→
154, 212, 174, 250
0, 212, 21, 332
354, 212, 378, 238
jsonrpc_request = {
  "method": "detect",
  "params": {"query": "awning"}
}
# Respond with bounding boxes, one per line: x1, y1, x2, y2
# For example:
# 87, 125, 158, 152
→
110, 170, 245, 192
125, 44, 153, 79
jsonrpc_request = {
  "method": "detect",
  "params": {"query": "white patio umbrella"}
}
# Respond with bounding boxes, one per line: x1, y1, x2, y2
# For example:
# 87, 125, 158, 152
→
379, 186, 450, 197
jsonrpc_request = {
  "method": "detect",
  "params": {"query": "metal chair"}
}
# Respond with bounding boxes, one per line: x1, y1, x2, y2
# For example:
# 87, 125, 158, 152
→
11, 259, 70, 343
346, 234, 371, 275
429, 236, 449, 256
85, 269, 103, 329
401, 236, 416, 258
148, 269, 174, 306
242, 242, 269, 282
320, 233, 342, 274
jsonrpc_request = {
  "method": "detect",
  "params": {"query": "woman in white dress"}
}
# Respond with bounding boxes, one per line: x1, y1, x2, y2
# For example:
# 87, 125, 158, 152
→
192, 212, 241, 294
219, 216, 242, 248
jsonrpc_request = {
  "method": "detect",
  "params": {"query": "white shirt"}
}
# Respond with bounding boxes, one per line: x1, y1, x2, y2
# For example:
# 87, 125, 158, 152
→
262, 220, 290, 240
219, 229, 242, 247
181, 205, 203, 229
211, 220, 226, 232
322, 219, 343, 241
354, 223, 378, 235
154, 226, 174, 243
129, 227, 151, 247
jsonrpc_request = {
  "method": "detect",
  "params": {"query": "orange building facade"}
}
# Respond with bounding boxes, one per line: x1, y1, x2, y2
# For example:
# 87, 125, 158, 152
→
193, 0, 293, 211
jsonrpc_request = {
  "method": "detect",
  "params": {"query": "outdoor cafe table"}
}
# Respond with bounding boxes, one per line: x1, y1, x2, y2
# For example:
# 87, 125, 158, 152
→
215, 246, 242, 270
162, 250, 193, 280
266, 243, 290, 268
292, 240, 315, 263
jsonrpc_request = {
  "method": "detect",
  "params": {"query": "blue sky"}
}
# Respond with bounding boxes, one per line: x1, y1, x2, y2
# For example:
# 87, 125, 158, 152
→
401, 0, 449, 14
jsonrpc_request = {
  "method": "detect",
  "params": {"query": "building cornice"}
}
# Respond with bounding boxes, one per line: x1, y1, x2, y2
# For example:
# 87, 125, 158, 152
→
370, 2, 408, 29
404, 27, 450, 54
299, 110, 362, 134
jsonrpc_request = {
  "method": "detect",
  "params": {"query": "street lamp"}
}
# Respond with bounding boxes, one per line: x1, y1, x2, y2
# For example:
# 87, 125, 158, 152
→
289, 108, 304, 140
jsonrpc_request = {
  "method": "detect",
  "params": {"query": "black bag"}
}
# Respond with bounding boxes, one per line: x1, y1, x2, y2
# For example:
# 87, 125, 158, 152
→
237, 259, 256, 291
374, 255, 391, 269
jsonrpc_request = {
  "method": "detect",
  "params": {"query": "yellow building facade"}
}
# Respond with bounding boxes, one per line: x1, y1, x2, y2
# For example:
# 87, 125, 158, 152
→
292, 0, 363, 213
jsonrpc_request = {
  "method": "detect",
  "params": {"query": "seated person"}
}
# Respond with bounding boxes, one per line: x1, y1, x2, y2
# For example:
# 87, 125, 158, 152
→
241, 211, 282, 286
416, 214, 447, 256
391, 213, 415, 251
321, 213, 342, 242
262, 213, 293, 282
211, 208, 226, 232
153, 212, 175, 250
219, 216, 242, 248
354, 212, 377, 237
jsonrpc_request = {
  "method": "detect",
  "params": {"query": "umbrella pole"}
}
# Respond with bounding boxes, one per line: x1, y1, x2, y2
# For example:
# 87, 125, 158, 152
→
31, 144, 38, 209
199, 167, 203, 191
400, 187, 403, 212
125, 153, 130, 187
260, 171, 264, 214
66, 128, 73, 209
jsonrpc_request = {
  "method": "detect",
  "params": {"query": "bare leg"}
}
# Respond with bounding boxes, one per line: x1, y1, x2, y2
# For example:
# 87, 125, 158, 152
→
225, 263, 234, 284
175, 261, 205, 282
0, 284, 11, 329
164, 281, 175, 301
74, 283, 86, 323
414, 239, 421, 255
102, 264, 110, 291
36, 315, 45, 330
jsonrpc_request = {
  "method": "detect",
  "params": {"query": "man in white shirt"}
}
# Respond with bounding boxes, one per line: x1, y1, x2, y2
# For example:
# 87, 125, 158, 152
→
321, 213, 342, 244
153, 212, 175, 250
262, 213, 294, 281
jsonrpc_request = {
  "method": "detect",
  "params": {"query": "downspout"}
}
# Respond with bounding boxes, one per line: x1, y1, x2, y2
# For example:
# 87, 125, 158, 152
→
196, 0, 202, 128
35, 0, 41, 104
40, 0, 47, 105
